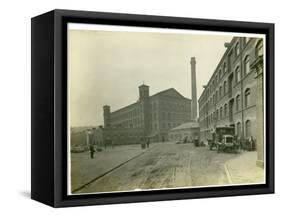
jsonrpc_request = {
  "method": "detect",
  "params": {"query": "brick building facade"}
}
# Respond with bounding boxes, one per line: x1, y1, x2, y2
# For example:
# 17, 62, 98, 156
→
198, 37, 264, 146
102, 84, 192, 144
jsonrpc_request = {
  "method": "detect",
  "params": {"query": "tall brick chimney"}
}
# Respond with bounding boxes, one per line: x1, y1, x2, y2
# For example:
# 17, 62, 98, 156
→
190, 57, 198, 121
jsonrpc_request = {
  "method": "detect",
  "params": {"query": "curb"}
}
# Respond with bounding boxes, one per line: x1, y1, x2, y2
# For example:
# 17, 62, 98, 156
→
72, 144, 158, 193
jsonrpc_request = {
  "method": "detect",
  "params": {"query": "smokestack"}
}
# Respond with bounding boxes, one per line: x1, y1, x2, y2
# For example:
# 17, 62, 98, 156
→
190, 57, 197, 121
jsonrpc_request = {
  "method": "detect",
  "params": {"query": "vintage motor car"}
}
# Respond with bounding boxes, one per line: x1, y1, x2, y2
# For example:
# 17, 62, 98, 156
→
176, 136, 188, 144
71, 145, 86, 153
217, 135, 239, 153
208, 126, 235, 151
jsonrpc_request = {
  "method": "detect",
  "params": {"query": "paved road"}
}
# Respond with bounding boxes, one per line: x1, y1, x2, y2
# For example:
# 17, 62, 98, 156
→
71, 144, 153, 191
77, 142, 238, 194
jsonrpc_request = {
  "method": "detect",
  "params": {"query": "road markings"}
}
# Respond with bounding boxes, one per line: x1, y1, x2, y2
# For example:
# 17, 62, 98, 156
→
224, 163, 233, 184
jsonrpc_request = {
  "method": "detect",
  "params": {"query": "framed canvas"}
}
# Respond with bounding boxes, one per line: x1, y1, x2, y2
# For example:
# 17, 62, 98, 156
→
31, 9, 274, 207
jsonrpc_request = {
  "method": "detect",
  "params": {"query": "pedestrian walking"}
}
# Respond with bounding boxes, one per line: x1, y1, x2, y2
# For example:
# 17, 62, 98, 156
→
146, 137, 150, 148
249, 136, 255, 151
89, 144, 95, 159
245, 138, 251, 151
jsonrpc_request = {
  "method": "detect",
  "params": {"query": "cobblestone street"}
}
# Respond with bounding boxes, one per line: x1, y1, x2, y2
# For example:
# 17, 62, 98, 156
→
71, 142, 264, 194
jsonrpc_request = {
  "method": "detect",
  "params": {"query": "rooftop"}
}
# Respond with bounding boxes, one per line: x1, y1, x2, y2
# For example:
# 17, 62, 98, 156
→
170, 121, 199, 131
111, 87, 190, 115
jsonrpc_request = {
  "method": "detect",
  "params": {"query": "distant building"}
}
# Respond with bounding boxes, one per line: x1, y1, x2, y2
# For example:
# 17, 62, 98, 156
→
70, 126, 95, 150
168, 122, 199, 142
198, 37, 264, 146
91, 126, 104, 146
91, 125, 144, 148
103, 84, 192, 144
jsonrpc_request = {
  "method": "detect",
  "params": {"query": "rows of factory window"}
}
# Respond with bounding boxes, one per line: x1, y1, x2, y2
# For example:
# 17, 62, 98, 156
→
199, 38, 263, 118
151, 101, 188, 112
200, 87, 252, 127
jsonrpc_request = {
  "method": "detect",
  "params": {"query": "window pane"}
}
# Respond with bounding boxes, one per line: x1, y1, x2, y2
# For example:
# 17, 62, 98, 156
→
256, 40, 263, 57
244, 56, 250, 74
236, 67, 241, 82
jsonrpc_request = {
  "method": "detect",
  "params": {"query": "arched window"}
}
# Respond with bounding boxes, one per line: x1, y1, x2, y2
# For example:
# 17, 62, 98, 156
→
245, 120, 251, 138
235, 66, 241, 83
235, 42, 240, 56
237, 122, 242, 137
219, 69, 222, 79
219, 86, 222, 98
256, 40, 263, 57
236, 94, 240, 111
216, 91, 218, 102
223, 62, 227, 74
224, 104, 228, 117
245, 88, 251, 107
220, 107, 223, 119
223, 81, 227, 95
244, 55, 250, 75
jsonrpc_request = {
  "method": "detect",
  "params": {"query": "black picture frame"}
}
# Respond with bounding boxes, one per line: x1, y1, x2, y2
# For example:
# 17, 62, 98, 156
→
31, 9, 274, 207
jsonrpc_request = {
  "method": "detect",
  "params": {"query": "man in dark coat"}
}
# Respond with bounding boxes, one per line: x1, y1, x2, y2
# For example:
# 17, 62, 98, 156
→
89, 144, 95, 159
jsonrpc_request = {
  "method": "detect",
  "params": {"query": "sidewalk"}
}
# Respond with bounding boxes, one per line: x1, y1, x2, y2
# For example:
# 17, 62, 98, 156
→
225, 151, 265, 184
71, 143, 159, 192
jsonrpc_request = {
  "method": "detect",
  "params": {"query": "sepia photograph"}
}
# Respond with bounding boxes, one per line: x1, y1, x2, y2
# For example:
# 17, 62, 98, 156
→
67, 23, 266, 195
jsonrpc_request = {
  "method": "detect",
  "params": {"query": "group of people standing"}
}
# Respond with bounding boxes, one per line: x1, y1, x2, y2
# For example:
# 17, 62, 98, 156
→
234, 136, 256, 151
141, 137, 150, 149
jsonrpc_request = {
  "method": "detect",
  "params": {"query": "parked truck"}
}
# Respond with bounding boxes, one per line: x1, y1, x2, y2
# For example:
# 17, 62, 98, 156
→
208, 126, 239, 153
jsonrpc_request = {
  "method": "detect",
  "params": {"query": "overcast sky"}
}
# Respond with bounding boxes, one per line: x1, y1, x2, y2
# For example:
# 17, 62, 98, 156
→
68, 27, 233, 127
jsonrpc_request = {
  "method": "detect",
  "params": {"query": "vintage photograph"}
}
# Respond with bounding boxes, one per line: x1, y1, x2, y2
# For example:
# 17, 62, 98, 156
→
68, 23, 265, 195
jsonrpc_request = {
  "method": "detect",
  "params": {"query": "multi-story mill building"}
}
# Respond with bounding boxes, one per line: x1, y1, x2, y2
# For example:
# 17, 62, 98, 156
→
198, 37, 264, 144
103, 84, 192, 144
